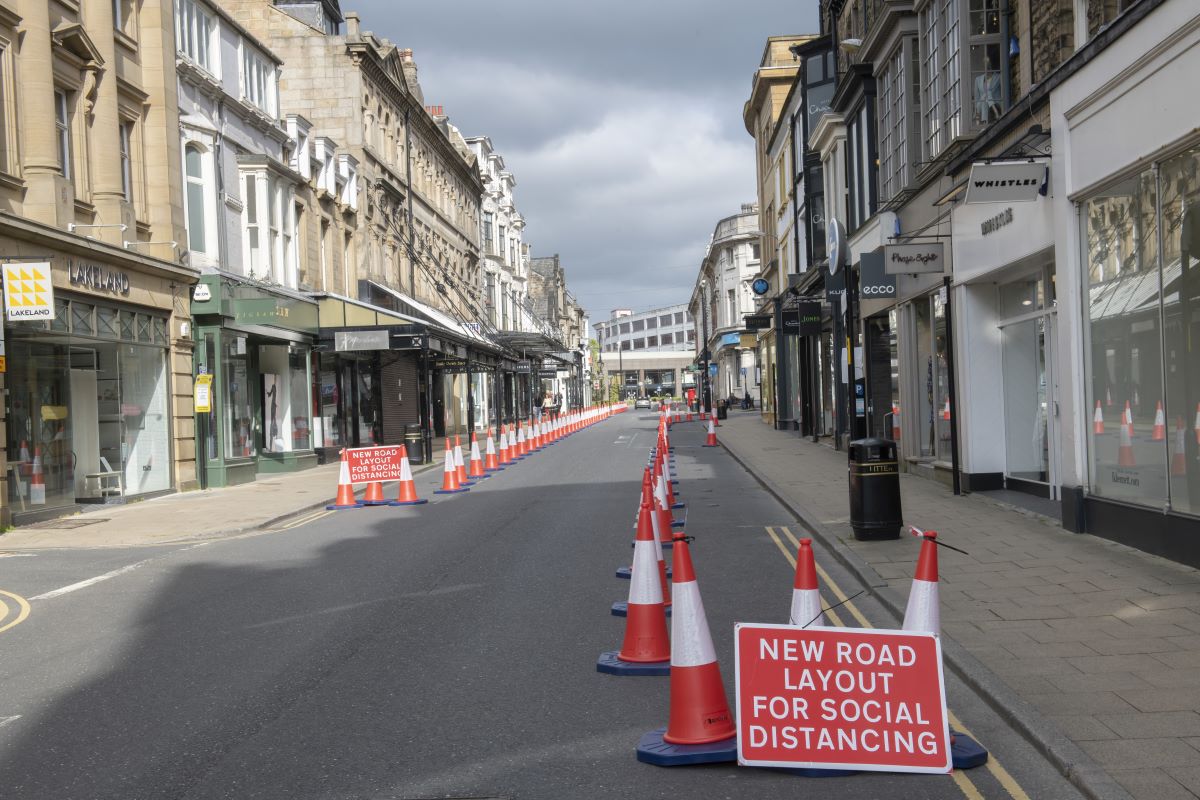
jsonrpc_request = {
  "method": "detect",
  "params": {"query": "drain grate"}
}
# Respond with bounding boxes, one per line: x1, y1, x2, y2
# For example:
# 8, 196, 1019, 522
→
22, 518, 110, 530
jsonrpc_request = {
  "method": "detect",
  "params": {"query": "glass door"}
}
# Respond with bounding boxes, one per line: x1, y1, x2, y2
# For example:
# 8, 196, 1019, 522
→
1000, 316, 1050, 484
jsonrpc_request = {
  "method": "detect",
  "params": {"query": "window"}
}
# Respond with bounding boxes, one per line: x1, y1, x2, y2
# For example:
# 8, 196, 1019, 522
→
920, 0, 961, 160
878, 45, 911, 202
244, 173, 261, 275
176, 0, 215, 74
646, 336, 658, 348
632, 319, 644, 332
242, 171, 297, 285
661, 332, 673, 345
968, 0, 1003, 126
675, 312, 685, 325
0, 48, 8, 173
659, 314, 672, 327
113, 0, 136, 39
184, 144, 210, 254
55, 90, 72, 180
646, 317, 657, 329
619, 321, 630, 335
847, 103, 877, 230
727, 289, 736, 326
119, 120, 134, 202
482, 212, 493, 252
242, 46, 276, 115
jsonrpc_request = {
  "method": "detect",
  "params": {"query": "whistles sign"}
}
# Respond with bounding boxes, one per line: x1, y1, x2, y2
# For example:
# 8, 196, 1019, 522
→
735, 624, 951, 773
345, 446, 405, 483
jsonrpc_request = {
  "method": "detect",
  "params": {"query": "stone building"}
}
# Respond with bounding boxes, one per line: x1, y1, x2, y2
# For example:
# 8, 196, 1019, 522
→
0, 0, 200, 525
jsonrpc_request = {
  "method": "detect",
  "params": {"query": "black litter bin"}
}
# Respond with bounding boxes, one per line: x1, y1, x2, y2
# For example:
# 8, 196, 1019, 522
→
848, 437, 902, 540
717, 401, 728, 420
404, 424, 424, 465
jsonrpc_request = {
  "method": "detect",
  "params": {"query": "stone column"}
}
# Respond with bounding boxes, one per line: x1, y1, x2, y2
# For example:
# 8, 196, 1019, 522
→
84, 0, 126, 246
17, 0, 61, 225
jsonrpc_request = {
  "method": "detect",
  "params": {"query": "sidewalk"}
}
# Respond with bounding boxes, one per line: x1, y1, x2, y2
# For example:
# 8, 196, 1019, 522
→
719, 411, 1200, 800
0, 461, 434, 549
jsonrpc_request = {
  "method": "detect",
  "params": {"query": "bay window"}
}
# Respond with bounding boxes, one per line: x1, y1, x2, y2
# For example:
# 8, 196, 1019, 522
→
241, 169, 298, 286
241, 45, 277, 116
176, 0, 215, 75
920, 0, 961, 161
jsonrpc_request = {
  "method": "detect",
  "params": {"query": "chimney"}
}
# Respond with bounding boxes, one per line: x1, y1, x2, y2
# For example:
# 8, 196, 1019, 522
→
345, 12, 360, 37
425, 105, 444, 117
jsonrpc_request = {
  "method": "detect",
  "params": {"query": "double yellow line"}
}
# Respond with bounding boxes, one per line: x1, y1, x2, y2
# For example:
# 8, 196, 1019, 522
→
0, 589, 30, 635
765, 525, 1029, 800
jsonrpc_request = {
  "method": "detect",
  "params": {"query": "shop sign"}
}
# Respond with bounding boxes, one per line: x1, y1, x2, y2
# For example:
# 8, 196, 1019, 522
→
751, 278, 771, 296
780, 310, 800, 335
513, 363, 532, 374
826, 264, 845, 302
951, 198, 1053, 283
740, 333, 759, 348
735, 623, 951, 774
859, 251, 897, 297
795, 301, 823, 336
539, 369, 558, 377
438, 358, 469, 373
884, 243, 945, 275
964, 161, 1048, 204
980, 206, 1014, 236
2, 262, 55, 320
335, 330, 390, 352
721, 332, 742, 347
68, 259, 131, 296
745, 314, 772, 331
192, 284, 212, 302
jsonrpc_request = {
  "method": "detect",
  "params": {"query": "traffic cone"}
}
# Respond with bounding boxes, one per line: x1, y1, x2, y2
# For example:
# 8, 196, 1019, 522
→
1152, 401, 1166, 441
391, 444, 427, 505
702, 415, 718, 447
902, 528, 989, 770
499, 424, 515, 465
789, 538, 825, 627
17, 439, 30, 479
325, 450, 360, 510
468, 433, 487, 480
942, 397, 951, 421
1173, 418, 1188, 477
454, 435, 473, 486
1124, 400, 1133, 427
598, 497, 672, 676
1194, 403, 1200, 445
485, 428, 502, 471
435, 439, 469, 494
515, 424, 527, 458
1093, 401, 1105, 435
1118, 418, 1136, 467
892, 404, 901, 441
29, 446, 45, 506
903, 530, 940, 636
635, 534, 737, 765
362, 478, 388, 506
614, 487, 673, 612
711, 409, 720, 428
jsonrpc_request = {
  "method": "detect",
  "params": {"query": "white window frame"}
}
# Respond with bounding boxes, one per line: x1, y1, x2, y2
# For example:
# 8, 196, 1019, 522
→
878, 45, 911, 202
240, 43, 277, 116
176, 0, 216, 76
182, 139, 217, 259
54, 89, 74, 180
119, 118, 134, 202
241, 169, 298, 286
919, 0, 962, 161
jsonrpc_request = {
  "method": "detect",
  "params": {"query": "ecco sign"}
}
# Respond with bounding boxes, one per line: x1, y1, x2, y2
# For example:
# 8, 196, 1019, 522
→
861, 285, 896, 296
859, 251, 897, 298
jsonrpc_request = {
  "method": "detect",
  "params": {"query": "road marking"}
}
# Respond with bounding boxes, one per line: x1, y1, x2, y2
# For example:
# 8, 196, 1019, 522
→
29, 557, 156, 601
764, 527, 845, 627
0, 553, 36, 558
770, 526, 1033, 800
0, 716, 20, 729
0, 590, 30, 634
270, 509, 333, 531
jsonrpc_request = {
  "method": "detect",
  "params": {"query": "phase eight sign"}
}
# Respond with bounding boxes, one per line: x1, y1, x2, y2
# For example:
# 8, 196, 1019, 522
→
734, 624, 952, 774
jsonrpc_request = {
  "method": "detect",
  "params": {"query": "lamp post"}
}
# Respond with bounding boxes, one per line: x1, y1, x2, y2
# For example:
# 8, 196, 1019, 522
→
699, 278, 711, 414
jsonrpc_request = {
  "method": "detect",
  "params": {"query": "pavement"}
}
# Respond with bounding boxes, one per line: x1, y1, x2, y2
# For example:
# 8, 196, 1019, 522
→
716, 409, 1200, 800
6, 408, 1200, 799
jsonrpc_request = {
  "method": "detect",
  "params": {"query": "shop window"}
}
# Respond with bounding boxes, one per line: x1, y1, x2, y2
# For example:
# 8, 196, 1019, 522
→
260, 345, 312, 452
71, 303, 94, 336
225, 336, 254, 459
98, 307, 118, 338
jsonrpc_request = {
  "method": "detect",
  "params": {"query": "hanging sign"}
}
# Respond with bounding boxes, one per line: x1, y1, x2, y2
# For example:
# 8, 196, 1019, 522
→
3, 262, 55, 320
796, 301, 823, 336
859, 250, 897, 297
964, 161, 1048, 203
744, 314, 772, 331
751, 278, 771, 296
735, 623, 952, 774
883, 243, 945, 275
826, 219, 847, 275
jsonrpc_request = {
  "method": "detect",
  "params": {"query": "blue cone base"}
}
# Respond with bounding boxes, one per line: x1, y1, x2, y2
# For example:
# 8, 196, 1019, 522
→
635, 728, 737, 766
486, 467, 504, 472
616, 566, 672, 579
671, 520, 686, 528
773, 765, 860, 777
612, 601, 672, 618
951, 729, 989, 769
362, 499, 391, 506
671, 502, 685, 510
389, 498, 429, 506
596, 651, 670, 676
434, 487, 471, 494
325, 502, 362, 510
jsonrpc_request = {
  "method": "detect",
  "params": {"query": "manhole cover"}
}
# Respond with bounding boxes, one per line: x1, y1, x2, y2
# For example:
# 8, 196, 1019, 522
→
23, 518, 110, 530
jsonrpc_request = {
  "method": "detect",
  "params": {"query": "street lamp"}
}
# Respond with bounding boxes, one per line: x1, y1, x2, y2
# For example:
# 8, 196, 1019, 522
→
699, 278, 711, 414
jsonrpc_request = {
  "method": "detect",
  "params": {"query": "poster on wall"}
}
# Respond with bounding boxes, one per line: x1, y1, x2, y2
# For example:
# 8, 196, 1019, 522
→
263, 374, 283, 452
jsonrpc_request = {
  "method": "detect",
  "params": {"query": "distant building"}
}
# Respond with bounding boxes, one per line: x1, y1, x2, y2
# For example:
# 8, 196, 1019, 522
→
594, 305, 696, 399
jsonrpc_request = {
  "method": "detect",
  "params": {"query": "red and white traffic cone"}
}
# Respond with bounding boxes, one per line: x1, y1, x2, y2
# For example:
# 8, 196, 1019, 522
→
903, 529, 940, 636
507, 424, 519, 461
1093, 401, 1105, 435
598, 496, 671, 676
362, 477, 388, 505
1194, 403, 1200, 445
942, 397, 951, 421
1124, 400, 1134, 427
711, 409, 720, 428
636, 534, 737, 765
485, 428, 502, 471
435, 439, 468, 494
789, 538, 825, 627
391, 444, 428, 505
468, 433, 487, 480
454, 435, 473, 485
702, 415, 718, 447
1173, 418, 1188, 477
1152, 401, 1166, 441
29, 446, 46, 506
515, 424, 527, 458
616, 470, 674, 585
326, 450, 360, 510
1118, 418, 1137, 467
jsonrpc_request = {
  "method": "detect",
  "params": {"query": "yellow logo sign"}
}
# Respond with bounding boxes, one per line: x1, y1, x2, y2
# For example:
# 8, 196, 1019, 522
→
3, 262, 55, 321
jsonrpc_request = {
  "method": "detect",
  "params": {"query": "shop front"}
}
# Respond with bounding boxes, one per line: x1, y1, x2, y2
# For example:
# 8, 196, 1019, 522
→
191, 275, 319, 488
3, 235, 196, 526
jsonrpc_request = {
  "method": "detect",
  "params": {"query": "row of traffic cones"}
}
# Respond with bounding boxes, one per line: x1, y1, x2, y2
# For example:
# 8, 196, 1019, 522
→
328, 404, 621, 507
1097, 398, 1199, 471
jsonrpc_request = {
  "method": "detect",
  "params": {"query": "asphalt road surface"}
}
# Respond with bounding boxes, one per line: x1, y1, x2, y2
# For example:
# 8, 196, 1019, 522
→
0, 411, 1085, 799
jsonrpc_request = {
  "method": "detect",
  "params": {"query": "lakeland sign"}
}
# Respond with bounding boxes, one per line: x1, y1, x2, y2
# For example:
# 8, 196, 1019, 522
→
68, 259, 131, 296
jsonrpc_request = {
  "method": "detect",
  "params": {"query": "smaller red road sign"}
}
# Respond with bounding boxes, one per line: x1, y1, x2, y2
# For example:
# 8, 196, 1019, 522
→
345, 446, 405, 483
735, 623, 951, 773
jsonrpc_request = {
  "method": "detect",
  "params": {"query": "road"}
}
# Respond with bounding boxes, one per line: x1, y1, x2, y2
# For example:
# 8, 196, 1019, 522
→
0, 411, 1084, 799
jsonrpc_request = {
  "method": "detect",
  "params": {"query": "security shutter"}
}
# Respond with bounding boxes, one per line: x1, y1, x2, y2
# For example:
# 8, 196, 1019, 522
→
381, 352, 421, 443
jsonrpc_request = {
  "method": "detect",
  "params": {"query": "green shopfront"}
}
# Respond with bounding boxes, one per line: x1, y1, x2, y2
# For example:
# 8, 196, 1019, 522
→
191, 275, 319, 487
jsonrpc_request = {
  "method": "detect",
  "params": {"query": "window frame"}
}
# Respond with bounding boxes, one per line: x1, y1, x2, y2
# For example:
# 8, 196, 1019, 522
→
119, 118, 135, 202
240, 42, 278, 117
176, 0, 217, 76
183, 140, 216, 257
919, 0, 963, 162
55, 89, 73, 180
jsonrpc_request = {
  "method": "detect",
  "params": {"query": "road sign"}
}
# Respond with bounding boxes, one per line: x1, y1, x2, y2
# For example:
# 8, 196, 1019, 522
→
734, 624, 951, 774
345, 445, 405, 483
194, 374, 213, 413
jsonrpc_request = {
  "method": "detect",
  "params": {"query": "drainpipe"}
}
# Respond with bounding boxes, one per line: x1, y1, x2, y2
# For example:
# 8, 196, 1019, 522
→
214, 100, 230, 271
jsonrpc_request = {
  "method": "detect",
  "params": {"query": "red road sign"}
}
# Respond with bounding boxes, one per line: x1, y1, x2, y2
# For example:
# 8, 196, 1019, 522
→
734, 623, 951, 773
345, 446, 404, 483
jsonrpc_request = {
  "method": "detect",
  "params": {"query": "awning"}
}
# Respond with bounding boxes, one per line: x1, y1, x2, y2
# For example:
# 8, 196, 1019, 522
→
493, 329, 569, 357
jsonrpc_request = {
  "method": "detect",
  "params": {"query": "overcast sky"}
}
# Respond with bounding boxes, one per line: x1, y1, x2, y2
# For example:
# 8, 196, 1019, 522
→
352, 1, 819, 326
